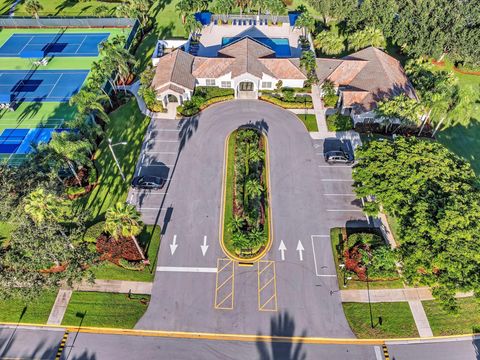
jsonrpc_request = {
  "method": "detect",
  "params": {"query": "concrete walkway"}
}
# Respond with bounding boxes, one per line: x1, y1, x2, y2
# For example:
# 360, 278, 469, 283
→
47, 289, 72, 325
341, 287, 474, 338
73, 279, 153, 294
310, 85, 335, 138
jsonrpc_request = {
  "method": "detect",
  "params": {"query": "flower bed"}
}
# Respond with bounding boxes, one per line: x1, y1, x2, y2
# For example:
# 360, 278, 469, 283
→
223, 129, 270, 258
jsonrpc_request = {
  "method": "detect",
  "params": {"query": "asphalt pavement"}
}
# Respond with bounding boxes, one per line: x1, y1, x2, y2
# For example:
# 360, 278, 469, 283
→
129, 100, 365, 337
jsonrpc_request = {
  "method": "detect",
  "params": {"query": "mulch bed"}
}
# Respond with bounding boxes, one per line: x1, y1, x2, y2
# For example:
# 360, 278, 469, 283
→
96, 235, 144, 265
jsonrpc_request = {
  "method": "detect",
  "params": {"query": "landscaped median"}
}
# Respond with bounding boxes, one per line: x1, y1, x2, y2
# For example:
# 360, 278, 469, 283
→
220, 128, 272, 261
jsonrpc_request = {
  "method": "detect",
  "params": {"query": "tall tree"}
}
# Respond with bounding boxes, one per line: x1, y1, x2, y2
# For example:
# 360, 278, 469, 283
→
24, 188, 67, 225
299, 50, 318, 85
24, 0, 43, 19
184, 14, 203, 40
175, 0, 194, 24
345, 0, 397, 36
266, 0, 286, 25
105, 202, 145, 260
353, 136, 480, 310
348, 27, 386, 51
69, 89, 109, 123
295, 12, 315, 38
213, 0, 235, 23
375, 94, 423, 132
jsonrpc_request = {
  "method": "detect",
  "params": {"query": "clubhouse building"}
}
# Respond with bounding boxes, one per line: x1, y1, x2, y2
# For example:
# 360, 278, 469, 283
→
151, 19, 416, 122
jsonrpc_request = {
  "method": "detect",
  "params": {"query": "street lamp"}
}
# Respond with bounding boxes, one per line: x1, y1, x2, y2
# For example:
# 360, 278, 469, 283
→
108, 138, 127, 182
365, 257, 374, 329
339, 264, 352, 287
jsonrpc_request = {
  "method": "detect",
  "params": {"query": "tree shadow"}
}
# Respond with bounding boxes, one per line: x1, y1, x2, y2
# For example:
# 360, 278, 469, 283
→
55, 0, 79, 16
256, 312, 307, 360
473, 335, 480, 360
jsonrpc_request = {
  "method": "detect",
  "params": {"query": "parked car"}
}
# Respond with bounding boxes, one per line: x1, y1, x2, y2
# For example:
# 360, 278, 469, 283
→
131, 176, 166, 189
324, 150, 354, 164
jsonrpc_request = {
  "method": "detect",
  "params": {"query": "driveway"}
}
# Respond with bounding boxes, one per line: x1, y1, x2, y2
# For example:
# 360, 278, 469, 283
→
130, 100, 365, 337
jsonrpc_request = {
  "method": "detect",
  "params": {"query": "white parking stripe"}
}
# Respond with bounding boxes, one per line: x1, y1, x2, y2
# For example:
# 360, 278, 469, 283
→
318, 165, 352, 168
156, 266, 217, 273
323, 193, 355, 196
320, 179, 354, 182
326, 209, 363, 212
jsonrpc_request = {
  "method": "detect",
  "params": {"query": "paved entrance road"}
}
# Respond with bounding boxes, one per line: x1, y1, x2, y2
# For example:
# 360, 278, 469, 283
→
2, 326, 480, 360
129, 100, 365, 337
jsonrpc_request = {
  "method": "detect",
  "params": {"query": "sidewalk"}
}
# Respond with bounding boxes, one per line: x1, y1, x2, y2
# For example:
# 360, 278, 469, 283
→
73, 279, 153, 294
47, 289, 72, 325
310, 85, 335, 138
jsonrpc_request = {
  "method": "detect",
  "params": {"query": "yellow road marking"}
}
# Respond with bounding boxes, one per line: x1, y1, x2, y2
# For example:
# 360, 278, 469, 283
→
257, 260, 278, 312
55, 330, 69, 360
214, 258, 234, 310
383, 344, 390, 360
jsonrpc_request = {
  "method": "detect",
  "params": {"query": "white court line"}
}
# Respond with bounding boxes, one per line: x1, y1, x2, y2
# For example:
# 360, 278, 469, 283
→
320, 179, 353, 182
311, 235, 330, 277
156, 266, 217, 273
326, 208, 363, 212
46, 73, 63, 99
75, 35, 87, 54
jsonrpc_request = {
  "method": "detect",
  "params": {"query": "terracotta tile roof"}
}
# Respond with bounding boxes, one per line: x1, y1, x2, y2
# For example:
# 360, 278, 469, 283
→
315, 58, 343, 83
341, 90, 369, 107
156, 83, 186, 94
341, 47, 417, 112
259, 59, 306, 80
217, 37, 275, 78
192, 57, 236, 78
152, 50, 196, 91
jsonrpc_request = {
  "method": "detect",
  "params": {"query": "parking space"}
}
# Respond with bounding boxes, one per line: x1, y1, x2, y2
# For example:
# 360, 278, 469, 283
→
128, 119, 180, 222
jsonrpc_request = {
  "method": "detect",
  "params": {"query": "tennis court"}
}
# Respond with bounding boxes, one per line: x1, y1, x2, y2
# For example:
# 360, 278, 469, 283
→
0, 33, 110, 57
0, 127, 66, 154
0, 70, 88, 102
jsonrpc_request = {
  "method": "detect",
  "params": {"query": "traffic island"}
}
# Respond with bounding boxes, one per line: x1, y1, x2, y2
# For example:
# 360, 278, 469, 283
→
220, 128, 272, 262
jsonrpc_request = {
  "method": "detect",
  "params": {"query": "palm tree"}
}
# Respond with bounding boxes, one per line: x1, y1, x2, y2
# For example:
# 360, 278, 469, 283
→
184, 14, 203, 40
300, 50, 318, 84
266, 0, 286, 24
228, 216, 245, 233
129, 0, 152, 28
69, 89, 109, 123
176, 0, 193, 24
100, 39, 137, 87
245, 179, 263, 201
213, 0, 235, 23
24, 0, 43, 19
48, 132, 93, 185
348, 27, 386, 51
314, 30, 345, 56
295, 12, 315, 38
232, 231, 249, 253
96, 5, 110, 17
248, 227, 265, 249
24, 188, 66, 224
105, 202, 145, 260
375, 94, 423, 133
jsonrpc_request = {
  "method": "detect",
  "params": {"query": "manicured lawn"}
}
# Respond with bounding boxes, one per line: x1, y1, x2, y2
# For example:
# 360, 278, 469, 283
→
433, 61, 480, 175
0, 291, 57, 324
330, 228, 404, 290
14, 0, 118, 16
223, 131, 237, 255
76, 98, 150, 220
0, 220, 15, 246
0, 0, 13, 14
423, 297, 480, 336
297, 114, 318, 132
61, 292, 150, 328
343, 302, 419, 338
92, 225, 161, 282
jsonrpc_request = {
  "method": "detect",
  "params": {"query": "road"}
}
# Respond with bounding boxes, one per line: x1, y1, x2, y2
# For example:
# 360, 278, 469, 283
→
128, 100, 366, 337
1, 325, 479, 360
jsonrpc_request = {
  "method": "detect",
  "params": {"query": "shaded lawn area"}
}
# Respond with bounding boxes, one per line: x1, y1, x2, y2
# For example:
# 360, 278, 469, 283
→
343, 302, 419, 338
61, 292, 150, 329
0, 291, 57, 324
0, 0, 13, 15
92, 225, 161, 282
433, 60, 480, 175
14, 0, 118, 16
297, 114, 318, 132
423, 297, 480, 336
76, 98, 149, 221
0, 220, 15, 247
330, 228, 404, 290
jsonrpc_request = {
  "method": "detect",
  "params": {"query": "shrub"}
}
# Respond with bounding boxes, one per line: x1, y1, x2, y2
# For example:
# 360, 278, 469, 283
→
83, 221, 106, 243
259, 95, 313, 109
326, 113, 354, 131
178, 94, 234, 116
348, 233, 383, 248
87, 166, 97, 185
323, 94, 339, 108
118, 258, 145, 271
199, 95, 234, 110
195, 86, 234, 100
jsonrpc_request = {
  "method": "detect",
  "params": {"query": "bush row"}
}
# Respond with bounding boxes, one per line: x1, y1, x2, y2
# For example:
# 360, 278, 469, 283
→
259, 95, 313, 109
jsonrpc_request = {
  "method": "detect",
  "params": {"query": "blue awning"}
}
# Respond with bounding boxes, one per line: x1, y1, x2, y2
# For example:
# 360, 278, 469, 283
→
194, 11, 211, 25
288, 11, 301, 27
20, 49, 45, 58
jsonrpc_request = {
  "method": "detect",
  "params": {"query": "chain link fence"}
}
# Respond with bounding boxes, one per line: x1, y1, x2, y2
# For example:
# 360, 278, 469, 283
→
0, 17, 137, 28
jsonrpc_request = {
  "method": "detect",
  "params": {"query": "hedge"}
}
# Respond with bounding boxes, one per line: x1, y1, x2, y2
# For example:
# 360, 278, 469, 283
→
177, 95, 234, 116
83, 221, 106, 243
195, 86, 234, 100
199, 95, 234, 109
323, 94, 339, 108
326, 113, 354, 131
259, 95, 313, 109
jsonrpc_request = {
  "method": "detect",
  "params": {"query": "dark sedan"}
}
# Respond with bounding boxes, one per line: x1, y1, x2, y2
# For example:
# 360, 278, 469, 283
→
131, 176, 166, 190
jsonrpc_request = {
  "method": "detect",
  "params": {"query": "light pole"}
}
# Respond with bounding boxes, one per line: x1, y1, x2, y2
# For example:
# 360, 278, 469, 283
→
365, 258, 374, 329
108, 138, 127, 182
339, 264, 352, 287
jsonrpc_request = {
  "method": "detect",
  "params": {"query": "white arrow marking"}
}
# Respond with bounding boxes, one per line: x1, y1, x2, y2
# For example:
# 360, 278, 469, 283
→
296, 240, 304, 261
201, 235, 209, 256
278, 240, 286, 261
170, 234, 178, 255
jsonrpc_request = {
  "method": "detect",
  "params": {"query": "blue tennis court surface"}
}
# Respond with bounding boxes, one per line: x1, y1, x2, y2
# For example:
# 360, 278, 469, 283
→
0, 70, 88, 102
0, 128, 67, 154
0, 33, 110, 57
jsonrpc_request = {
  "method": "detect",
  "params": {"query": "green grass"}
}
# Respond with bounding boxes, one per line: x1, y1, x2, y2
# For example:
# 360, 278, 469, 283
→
330, 228, 404, 290
343, 302, 419, 338
76, 99, 149, 220
61, 291, 150, 328
223, 131, 237, 255
297, 114, 318, 132
326, 113, 354, 132
423, 297, 480, 336
432, 60, 480, 175
92, 225, 161, 282
13, 0, 118, 16
0, 291, 57, 324
0, 220, 15, 247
